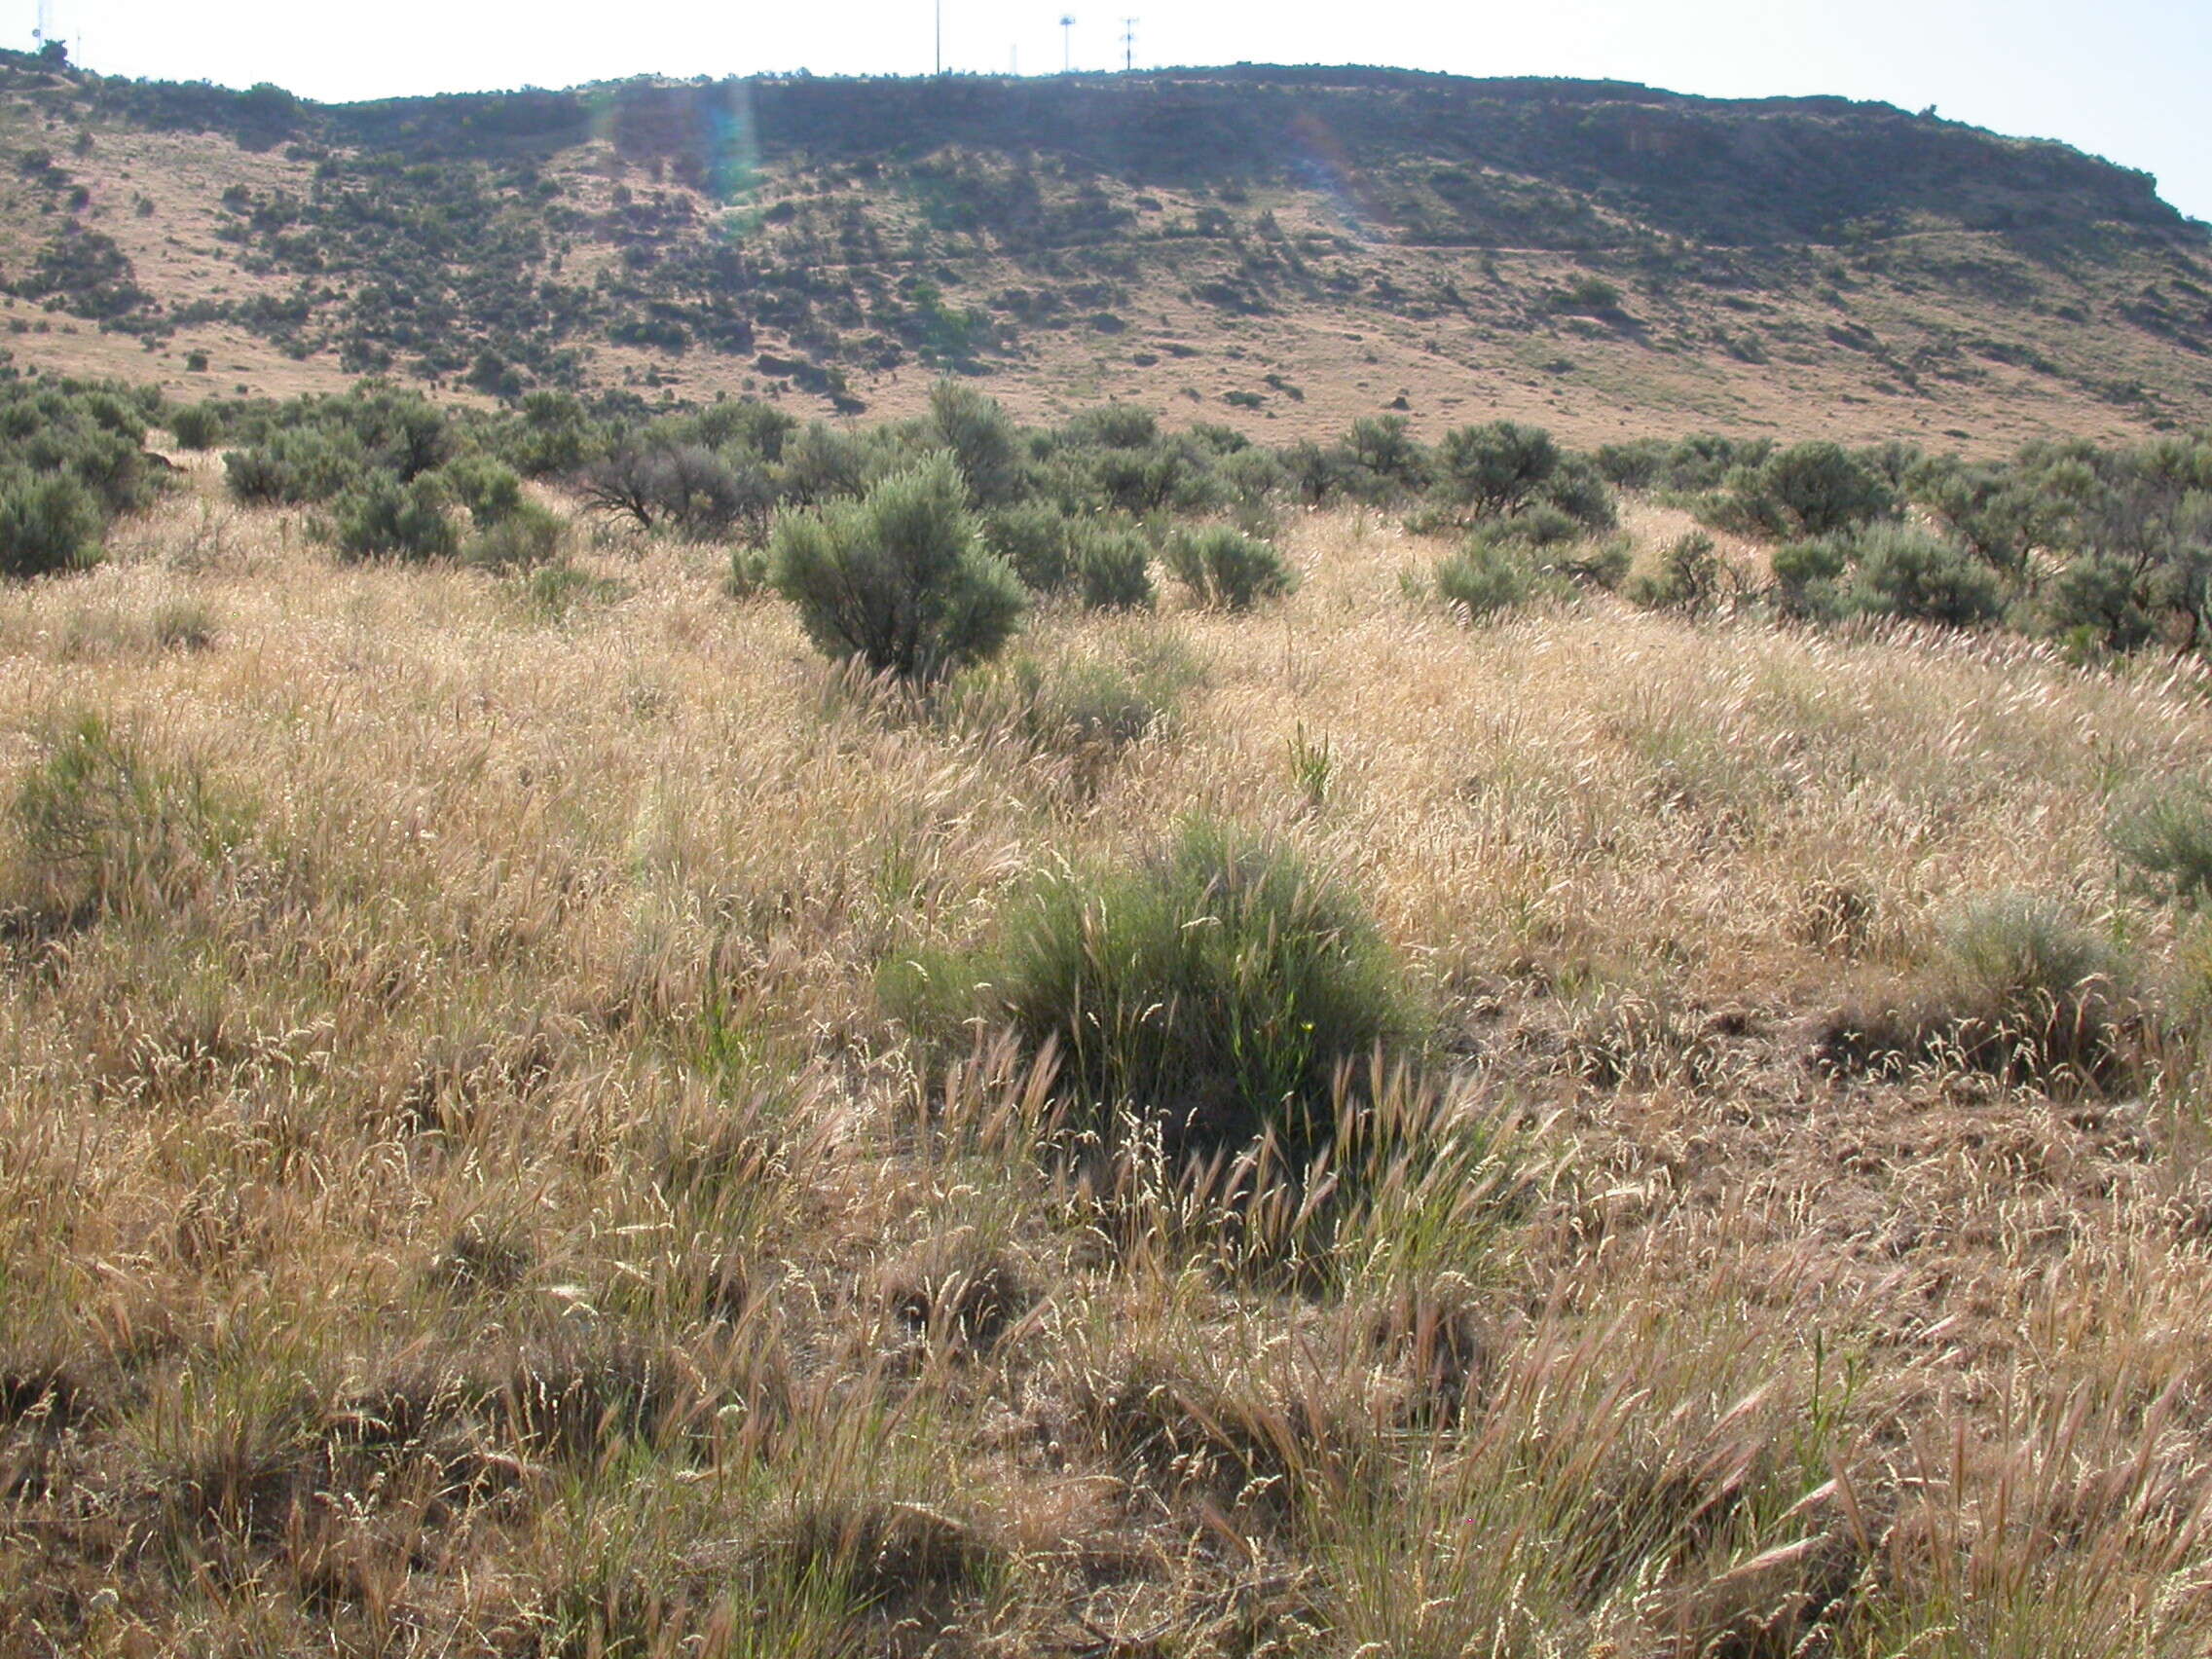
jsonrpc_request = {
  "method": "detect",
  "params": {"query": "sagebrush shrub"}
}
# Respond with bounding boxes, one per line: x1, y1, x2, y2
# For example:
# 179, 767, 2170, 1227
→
463, 500, 564, 571
1070, 523, 1156, 610
1624, 532, 1726, 615
0, 471, 101, 578
1719, 441, 1895, 538
1770, 535, 1850, 619
943, 626, 1202, 766
981, 501, 1073, 593
167, 402, 224, 451
1846, 523, 2002, 628
1162, 526, 1295, 609
331, 470, 459, 563
1432, 422, 1558, 519
1825, 893, 2125, 1085
1434, 541, 1536, 622
518, 564, 627, 624
770, 453, 1026, 681
441, 455, 525, 529
927, 380, 1024, 506
2046, 554, 2155, 652
1539, 455, 1618, 530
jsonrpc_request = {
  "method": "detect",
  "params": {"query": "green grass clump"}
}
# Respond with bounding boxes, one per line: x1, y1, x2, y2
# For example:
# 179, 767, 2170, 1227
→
1823, 892, 2127, 1086
516, 563, 628, 624
920, 819, 1417, 1162
942, 626, 1202, 772
2110, 778, 2212, 908
7, 711, 250, 924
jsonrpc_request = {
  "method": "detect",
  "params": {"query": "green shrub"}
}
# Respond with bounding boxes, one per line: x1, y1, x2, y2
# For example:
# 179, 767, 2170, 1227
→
1551, 274, 1622, 313
1215, 445, 1291, 506
441, 454, 526, 529
9, 711, 248, 922
500, 390, 598, 477
726, 545, 771, 599
1934, 893, 2122, 1078
943, 819, 1416, 1161
1434, 541, 1537, 621
1718, 441, 1895, 538
167, 402, 224, 451
2046, 555, 2156, 652
1554, 533, 1634, 590
1344, 415, 1429, 496
2109, 780, 2212, 908
463, 499, 564, 571
1770, 535, 1850, 619
331, 470, 460, 563
981, 501, 1074, 593
1594, 438, 1667, 490
1070, 523, 1157, 610
1161, 526, 1296, 609
0, 471, 101, 578
1846, 523, 2002, 628
1431, 422, 1558, 519
1539, 455, 1617, 530
1624, 532, 1727, 615
927, 380, 1024, 506
769, 453, 1026, 681
224, 426, 365, 506
1063, 404, 1159, 450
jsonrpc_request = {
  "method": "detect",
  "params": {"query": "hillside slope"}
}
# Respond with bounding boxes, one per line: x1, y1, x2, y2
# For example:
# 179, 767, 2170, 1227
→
1, 55, 2209, 445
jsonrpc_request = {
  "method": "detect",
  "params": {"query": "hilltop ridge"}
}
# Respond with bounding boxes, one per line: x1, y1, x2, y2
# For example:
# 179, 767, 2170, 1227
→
1, 55, 2207, 444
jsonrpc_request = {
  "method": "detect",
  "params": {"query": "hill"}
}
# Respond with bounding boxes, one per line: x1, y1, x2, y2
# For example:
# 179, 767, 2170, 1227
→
0, 55, 2208, 446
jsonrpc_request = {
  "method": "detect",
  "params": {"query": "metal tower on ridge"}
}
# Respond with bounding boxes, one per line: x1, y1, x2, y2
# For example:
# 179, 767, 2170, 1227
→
1120, 17, 1136, 72
1059, 15, 1075, 73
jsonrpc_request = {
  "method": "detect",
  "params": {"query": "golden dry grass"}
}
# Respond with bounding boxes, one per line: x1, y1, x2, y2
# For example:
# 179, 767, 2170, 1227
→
5, 465, 2212, 1654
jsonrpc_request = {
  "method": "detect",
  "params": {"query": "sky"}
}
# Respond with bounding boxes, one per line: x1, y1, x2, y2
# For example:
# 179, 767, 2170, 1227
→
32, 0, 2212, 225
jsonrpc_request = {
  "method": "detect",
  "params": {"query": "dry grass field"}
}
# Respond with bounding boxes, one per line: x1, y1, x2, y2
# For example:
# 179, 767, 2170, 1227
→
6, 454, 2212, 1655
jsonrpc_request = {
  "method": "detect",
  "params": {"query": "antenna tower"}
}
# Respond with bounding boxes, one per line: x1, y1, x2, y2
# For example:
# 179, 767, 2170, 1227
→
32, 0, 51, 47
1058, 15, 1074, 72
1120, 17, 1136, 72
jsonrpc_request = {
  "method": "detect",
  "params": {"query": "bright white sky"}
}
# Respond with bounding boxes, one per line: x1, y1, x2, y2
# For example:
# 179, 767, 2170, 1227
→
37, 0, 2212, 225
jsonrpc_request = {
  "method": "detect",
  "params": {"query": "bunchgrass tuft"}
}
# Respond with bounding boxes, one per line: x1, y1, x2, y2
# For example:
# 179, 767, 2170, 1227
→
907, 818, 1418, 1163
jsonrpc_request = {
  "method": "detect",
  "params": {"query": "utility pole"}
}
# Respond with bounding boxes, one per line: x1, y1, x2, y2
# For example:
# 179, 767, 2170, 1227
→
1120, 17, 1136, 72
1059, 15, 1075, 73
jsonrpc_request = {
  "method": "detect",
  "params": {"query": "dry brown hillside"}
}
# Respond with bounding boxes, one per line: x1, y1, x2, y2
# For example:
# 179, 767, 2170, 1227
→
0, 57, 2207, 448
